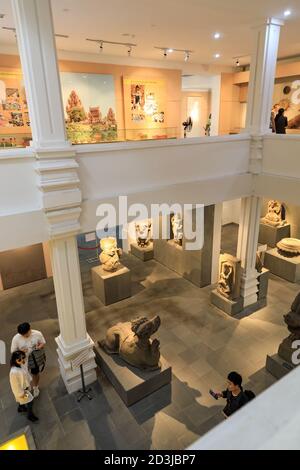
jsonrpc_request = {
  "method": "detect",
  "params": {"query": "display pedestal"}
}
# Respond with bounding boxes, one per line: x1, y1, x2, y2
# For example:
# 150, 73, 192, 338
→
94, 345, 172, 406
257, 268, 269, 300
264, 248, 300, 283
91, 264, 131, 306
211, 289, 243, 316
130, 243, 154, 261
258, 223, 290, 248
266, 354, 296, 379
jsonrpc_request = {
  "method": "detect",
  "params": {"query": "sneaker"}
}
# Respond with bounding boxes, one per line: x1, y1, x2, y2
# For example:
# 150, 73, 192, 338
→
28, 414, 39, 423
33, 387, 40, 398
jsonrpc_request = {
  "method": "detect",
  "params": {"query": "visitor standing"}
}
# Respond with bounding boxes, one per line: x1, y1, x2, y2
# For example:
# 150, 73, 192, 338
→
11, 322, 46, 398
209, 371, 250, 418
9, 350, 39, 422
275, 108, 288, 134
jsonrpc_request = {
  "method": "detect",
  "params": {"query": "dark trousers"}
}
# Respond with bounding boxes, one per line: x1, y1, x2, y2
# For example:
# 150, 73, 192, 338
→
18, 400, 35, 418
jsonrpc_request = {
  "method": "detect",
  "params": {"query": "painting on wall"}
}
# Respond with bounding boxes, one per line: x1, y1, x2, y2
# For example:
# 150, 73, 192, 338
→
60, 72, 117, 144
273, 79, 300, 131
0, 73, 31, 147
123, 77, 166, 140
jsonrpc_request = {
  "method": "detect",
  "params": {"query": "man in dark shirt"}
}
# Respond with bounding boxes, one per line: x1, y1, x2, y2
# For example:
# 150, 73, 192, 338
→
275, 108, 288, 134
211, 371, 249, 418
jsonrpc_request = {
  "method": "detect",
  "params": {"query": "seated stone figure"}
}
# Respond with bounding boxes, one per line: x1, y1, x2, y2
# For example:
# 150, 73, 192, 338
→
99, 237, 122, 272
217, 262, 234, 298
171, 213, 183, 245
261, 200, 286, 227
135, 220, 152, 248
278, 292, 300, 363
99, 316, 161, 370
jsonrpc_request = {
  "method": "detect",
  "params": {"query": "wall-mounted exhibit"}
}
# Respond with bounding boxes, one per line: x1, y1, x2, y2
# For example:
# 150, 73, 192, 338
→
95, 316, 171, 406
91, 237, 131, 305
273, 79, 300, 131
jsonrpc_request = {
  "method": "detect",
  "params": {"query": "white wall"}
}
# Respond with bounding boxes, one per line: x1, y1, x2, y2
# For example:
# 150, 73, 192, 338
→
222, 199, 241, 225
182, 74, 221, 136
263, 135, 300, 179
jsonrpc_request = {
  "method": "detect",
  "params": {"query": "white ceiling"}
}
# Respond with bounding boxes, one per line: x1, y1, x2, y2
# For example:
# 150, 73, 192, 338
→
0, 0, 300, 67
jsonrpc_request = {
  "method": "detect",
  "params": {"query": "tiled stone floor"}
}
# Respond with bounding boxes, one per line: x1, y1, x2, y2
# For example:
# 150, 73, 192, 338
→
0, 224, 299, 449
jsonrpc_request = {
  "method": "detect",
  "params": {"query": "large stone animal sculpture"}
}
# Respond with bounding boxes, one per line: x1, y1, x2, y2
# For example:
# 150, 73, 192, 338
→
99, 316, 161, 370
278, 292, 300, 363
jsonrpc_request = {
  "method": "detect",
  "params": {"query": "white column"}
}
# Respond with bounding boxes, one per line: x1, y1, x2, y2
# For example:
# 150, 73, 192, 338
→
11, 0, 67, 149
246, 17, 284, 135
12, 0, 97, 392
211, 203, 222, 283
237, 196, 261, 307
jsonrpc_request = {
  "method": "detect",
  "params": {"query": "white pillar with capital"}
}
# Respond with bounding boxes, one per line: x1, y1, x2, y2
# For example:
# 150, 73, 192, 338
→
237, 196, 262, 307
12, 0, 97, 392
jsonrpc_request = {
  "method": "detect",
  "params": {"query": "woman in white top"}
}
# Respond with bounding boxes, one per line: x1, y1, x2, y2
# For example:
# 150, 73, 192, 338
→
9, 350, 39, 422
11, 322, 46, 398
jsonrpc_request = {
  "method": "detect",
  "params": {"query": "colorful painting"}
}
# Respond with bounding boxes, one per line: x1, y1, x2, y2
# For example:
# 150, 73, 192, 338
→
60, 72, 117, 144
123, 77, 166, 140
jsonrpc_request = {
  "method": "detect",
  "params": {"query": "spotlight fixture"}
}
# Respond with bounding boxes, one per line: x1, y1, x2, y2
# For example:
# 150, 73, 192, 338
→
214, 53, 220, 59
86, 38, 137, 56
154, 46, 194, 62
213, 32, 221, 39
235, 58, 240, 67
284, 9, 291, 17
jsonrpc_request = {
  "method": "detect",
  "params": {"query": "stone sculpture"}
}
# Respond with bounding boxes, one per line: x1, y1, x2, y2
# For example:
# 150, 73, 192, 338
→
261, 200, 287, 227
277, 238, 300, 258
135, 220, 152, 248
171, 213, 183, 246
99, 237, 122, 272
99, 316, 161, 370
217, 254, 241, 300
278, 292, 300, 364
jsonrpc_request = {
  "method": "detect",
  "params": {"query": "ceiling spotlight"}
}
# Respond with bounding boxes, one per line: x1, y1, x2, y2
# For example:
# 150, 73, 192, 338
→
164, 49, 167, 57
99, 41, 103, 52
184, 51, 190, 62
284, 9, 291, 16
214, 53, 220, 59
128, 46, 132, 56
214, 32, 221, 39
235, 58, 240, 67
167, 48, 174, 53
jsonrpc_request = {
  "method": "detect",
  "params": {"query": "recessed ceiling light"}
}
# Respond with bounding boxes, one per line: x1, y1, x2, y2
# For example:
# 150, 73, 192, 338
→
214, 32, 221, 39
167, 48, 174, 53
214, 53, 220, 59
284, 9, 291, 16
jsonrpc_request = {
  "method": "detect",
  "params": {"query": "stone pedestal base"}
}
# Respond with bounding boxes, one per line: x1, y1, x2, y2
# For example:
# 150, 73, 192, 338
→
94, 345, 172, 406
258, 223, 290, 248
258, 268, 269, 300
266, 354, 295, 380
130, 243, 154, 261
91, 264, 131, 305
56, 335, 97, 394
264, 248, 300, 283
211, 289, 243, 315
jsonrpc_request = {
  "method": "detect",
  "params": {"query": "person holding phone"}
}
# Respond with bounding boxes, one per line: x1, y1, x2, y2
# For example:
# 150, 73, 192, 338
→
209, 371, 249, 418
9, 350, 39, 422
11, 322, 46, 397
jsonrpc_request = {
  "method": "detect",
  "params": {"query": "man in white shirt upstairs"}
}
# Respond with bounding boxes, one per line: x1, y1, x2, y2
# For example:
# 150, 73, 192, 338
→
11, 322, 46, 398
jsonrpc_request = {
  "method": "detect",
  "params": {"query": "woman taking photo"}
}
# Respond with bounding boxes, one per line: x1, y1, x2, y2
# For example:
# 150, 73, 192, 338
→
9, 350, 39, 422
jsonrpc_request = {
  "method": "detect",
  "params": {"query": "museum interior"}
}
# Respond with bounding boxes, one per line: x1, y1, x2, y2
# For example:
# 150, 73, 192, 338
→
0, 0, 300, 451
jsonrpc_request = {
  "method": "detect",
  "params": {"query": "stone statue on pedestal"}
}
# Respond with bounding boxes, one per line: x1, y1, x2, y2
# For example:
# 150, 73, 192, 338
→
278, 292, 300, 364
171, 213, 183, 246
100, 237, 122, 272
99, 316, 161, 370
217, 254, 241, 301
135, 221, 152, 248
261, 200, 286, 227
218, 262, 234, 298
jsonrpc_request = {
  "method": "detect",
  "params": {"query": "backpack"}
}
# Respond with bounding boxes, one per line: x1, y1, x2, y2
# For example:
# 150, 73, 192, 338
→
244, 390, 256, 401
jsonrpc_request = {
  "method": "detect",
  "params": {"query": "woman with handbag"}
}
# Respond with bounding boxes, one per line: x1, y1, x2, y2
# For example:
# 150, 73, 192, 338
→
9, 350, 39, 422
11, 322, 46, 398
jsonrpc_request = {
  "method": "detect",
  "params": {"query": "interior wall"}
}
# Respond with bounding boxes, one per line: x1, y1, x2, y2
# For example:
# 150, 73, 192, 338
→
181, 91, 211, 138
0, 54, 182, 137
153, 205, 215, 287
222, 199, 241, 225
218, 73, 244, 135
262, 198, 300, 239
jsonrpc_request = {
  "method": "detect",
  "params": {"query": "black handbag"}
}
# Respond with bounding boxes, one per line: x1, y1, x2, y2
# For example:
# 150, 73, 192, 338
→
28, 348, 46, 372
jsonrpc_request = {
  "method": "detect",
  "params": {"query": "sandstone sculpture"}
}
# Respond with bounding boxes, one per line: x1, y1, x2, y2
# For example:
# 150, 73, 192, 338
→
217, 254, 241, 300
99, 316, 161, 370
277, 238, 300, 257
135, 220, 152, 248
261, 200, 286, 227
99, 237, 122, 272
278, 292, 300, 364
171, 213, 183, 246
